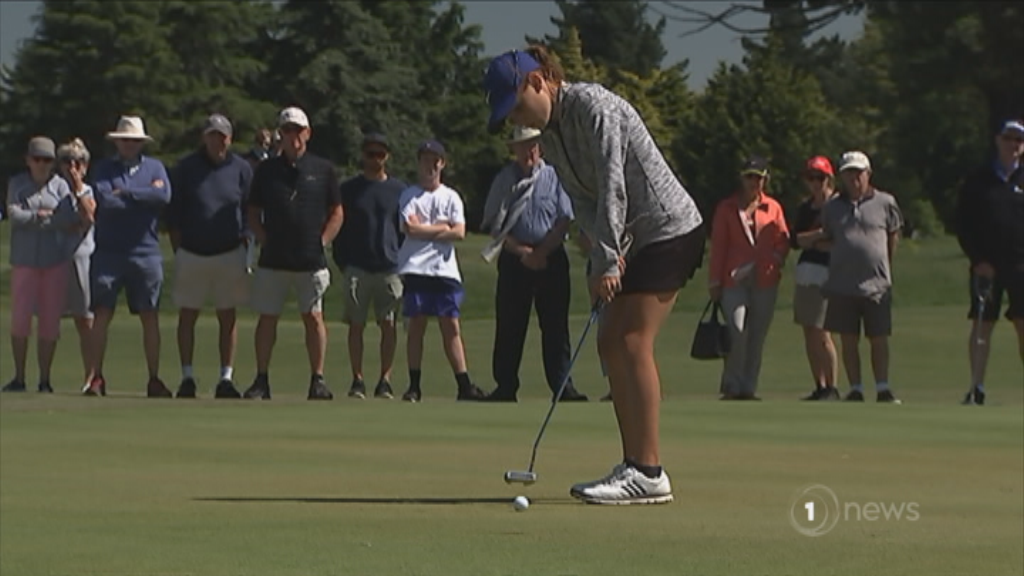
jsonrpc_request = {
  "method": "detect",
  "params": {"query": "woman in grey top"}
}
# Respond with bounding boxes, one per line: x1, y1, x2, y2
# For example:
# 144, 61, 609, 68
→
56, 138, 98, 393
483, 46, 706, 505
2, 137, 84, 393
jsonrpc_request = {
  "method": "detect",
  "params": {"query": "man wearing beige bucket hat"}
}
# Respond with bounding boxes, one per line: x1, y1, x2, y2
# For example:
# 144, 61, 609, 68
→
85, 115, 173, 398
478, 126, 586, 402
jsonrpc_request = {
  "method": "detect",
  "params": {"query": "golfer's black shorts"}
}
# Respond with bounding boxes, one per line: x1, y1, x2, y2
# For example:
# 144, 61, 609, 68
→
968, 266, 1024, 321
620, 225, 706, 295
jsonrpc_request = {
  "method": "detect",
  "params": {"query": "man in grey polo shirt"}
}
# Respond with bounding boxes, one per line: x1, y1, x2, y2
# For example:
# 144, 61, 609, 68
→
818, 151, 903, 403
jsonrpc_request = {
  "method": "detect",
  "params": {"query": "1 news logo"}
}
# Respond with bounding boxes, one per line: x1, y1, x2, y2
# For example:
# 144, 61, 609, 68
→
788, 484, 921, 537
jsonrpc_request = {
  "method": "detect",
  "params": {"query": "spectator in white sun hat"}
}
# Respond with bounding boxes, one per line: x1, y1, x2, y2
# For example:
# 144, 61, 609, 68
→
87, 115, 173, 398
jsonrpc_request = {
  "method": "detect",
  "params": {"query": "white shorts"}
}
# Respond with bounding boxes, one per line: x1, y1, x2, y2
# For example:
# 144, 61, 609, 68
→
173, 247, 250, 310
251, 267, 330, 316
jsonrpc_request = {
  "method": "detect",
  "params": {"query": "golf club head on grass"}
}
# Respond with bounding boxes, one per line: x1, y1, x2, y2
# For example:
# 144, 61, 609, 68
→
504, 470, 537, 485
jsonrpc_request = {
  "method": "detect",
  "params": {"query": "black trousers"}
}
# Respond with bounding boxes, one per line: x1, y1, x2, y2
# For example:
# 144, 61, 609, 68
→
492, 246, 573, 394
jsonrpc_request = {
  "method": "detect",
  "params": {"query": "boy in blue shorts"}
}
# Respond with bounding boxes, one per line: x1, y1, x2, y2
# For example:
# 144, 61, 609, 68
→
397, 140, 487, 402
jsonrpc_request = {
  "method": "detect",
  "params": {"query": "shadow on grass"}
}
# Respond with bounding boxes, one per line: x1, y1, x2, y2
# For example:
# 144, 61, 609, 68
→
194, 496, 575, 505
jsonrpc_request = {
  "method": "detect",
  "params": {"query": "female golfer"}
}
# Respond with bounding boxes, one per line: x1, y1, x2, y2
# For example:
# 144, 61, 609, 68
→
484, 46, 705, 505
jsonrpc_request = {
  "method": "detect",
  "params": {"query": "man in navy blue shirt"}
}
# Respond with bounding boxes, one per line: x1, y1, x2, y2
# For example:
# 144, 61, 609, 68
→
479, 126, 588, 402
167, 114, 253, 400
332, 133, 406, 400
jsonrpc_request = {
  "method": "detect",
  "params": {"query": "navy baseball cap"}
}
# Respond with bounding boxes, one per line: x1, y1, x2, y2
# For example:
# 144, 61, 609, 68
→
740, 156, 770, 177
362, 132, 389, 150
418, 139, 446, 158
483, 50, 541, 134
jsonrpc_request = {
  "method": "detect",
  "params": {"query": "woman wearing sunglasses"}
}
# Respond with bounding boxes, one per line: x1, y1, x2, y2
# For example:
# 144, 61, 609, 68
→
482, 46, 706, 505
789, 156, 839, 401
2, 137, 83, 393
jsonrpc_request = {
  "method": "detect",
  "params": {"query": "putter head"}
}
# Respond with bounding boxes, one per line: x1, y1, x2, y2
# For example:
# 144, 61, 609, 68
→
504, 470, 537, 485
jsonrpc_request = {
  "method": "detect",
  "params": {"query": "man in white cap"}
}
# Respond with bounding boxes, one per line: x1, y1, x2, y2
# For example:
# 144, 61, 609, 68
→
166, 114, 253, 399
956, 119, 1024, 405
87, 115, 173, 397
244, 106, 343, 400
819, 150, 903, 404
478, 126, 587, 402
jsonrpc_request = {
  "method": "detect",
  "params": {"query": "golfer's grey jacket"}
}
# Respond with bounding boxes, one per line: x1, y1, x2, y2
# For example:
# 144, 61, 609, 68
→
539, 81, 703, 278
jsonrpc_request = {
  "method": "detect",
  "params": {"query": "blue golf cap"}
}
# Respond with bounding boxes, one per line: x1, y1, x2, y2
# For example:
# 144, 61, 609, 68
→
999, 119, 1024, 137
483, 50, 541, 134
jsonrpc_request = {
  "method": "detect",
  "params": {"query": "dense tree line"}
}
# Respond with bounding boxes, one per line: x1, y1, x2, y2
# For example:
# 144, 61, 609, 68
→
2, 0, 1021, 235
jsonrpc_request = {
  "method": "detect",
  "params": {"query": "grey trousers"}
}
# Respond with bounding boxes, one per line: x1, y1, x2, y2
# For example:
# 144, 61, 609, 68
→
719, 283, 779, 396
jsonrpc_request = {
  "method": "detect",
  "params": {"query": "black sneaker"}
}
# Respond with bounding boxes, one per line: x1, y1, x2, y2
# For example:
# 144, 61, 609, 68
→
802, 386, 841, 401
373, 380, 394, 399
402, 387, 421, 403
876, 389, 902, 404
176, 377, 197, 398
457, 382, 487, 401
307, 375, 333, 400
347, 379, 366, 399
844, 389, 864, 402
480, 387, 517, 402
962, 386, 985, 406
214, 379, 241, 399
243, 375, 271, 399
147, 377, 173, 398
2, 379, 26, 392
556, 387, 589, 402
37, 381, 54, 394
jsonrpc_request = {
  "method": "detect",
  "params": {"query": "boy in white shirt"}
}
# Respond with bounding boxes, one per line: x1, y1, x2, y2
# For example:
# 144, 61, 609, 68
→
397, 140, 486, 402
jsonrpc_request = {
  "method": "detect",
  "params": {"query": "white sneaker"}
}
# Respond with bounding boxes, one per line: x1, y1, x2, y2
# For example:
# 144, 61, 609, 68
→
570, 464, 673, 505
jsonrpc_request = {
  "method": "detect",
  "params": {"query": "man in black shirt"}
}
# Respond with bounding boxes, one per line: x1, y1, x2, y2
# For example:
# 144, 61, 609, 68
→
332, 133, 407, 400
956, 119, 1024, 405
244, 107, 344, 400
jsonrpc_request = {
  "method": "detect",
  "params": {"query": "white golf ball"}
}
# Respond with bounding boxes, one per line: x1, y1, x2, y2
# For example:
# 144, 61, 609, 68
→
513, 496, 530, 511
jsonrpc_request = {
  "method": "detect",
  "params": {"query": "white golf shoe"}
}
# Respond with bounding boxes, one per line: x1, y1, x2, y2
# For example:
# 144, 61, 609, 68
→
570, 463, 673, 505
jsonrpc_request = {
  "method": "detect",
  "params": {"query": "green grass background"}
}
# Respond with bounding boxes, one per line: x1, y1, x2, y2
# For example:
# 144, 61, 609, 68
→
1, 234, 1022, 576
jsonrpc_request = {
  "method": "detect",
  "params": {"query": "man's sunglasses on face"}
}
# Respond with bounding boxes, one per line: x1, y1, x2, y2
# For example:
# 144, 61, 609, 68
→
364, 149, 387, 160
29, 156, 53, 164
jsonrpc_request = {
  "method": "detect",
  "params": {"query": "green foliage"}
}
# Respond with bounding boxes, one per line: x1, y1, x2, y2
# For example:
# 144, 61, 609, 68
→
678, 34, 839, 215
0, 0, 1018, 237
530, 0, 668, 75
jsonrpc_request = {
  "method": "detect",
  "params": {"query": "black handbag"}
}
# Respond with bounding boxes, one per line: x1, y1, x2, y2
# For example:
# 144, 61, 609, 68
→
690, 299, 730, 360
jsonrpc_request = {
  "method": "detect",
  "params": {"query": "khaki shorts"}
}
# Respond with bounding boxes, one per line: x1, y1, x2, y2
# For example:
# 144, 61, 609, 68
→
793, 284, 828, 329
342, 267, 403, 325
251, 267, 330, 316
824, 290, 892, 338
173, 247, 250, 310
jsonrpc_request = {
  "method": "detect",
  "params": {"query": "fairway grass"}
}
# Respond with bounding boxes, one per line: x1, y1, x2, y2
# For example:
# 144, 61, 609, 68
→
1, 306, 1022, 575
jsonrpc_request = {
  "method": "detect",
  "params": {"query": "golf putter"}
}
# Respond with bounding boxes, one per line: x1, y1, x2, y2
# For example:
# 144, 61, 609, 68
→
504, 301, 604, 485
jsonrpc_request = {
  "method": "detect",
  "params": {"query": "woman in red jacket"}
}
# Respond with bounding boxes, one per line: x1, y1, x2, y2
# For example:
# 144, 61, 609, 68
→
708, 157, 790, 400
